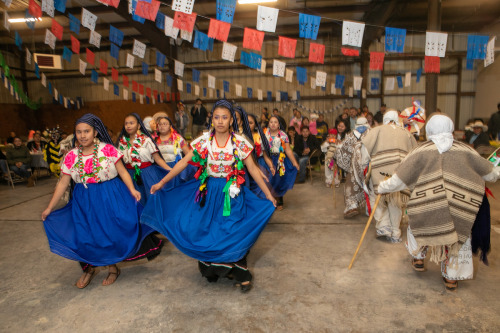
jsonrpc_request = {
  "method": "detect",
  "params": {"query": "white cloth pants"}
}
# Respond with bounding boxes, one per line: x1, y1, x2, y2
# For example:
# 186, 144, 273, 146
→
369, 192, 402, 239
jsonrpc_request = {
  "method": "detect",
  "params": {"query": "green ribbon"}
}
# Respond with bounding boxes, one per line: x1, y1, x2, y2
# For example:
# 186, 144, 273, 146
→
222, 179, 233, 217
133, 165, 141, 181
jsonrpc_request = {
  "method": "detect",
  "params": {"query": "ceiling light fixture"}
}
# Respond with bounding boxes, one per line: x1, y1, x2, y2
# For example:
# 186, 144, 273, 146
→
237, 0, 278, 4
8, 18, 42, 23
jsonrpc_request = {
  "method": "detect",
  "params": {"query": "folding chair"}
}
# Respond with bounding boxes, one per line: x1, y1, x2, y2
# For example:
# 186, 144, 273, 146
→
306, 149, 323, 184
5, 163, 34, 189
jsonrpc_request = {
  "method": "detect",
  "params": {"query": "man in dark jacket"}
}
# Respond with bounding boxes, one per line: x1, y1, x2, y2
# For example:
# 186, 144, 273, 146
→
190, 98, 208, 136
293, 126, 320, 183
488, 103, 500, 140
6, 137, 34, 186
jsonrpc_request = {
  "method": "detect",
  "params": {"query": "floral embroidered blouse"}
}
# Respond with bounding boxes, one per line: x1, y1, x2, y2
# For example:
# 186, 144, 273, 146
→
156, 133, 186, 163
190, 132, 253, 178
61, 143, 123, 184
118, 133, 158, 167
264, 130, 289, 154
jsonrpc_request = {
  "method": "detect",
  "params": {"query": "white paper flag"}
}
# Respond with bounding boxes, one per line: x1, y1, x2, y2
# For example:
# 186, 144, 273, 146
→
41, 73, 47, 87
276, 91, 281, 102
89, 30, 101, 48
311, 77, 316, 89
385, 77, 395, 91
292, 90, 298, 100
485, 37, 496, 67
103, 78, 109, 91
342, 21, 365, 48
45, 29, 56, 50
259, 59, 266, 73
425, 31, 448, 57
133, 40, 146, 58
316, 71, 327, 87
79, 59, 87, 75
165, 16, 180, 39
4, 12, 10, 31
126, 53, 135, 68
362, 88, 366, 98
172, 0, 194, 14
123, 89, 129, 100
82, 8, 98, 31
63, 97, 68, 108
285, 69, 293, 82
195, 84, 200, 96
42, 0, 55, 18
180, 29, 193, 42
152, 97, 156, 105
4, 0, 12, 8
257, 89, 263, 101
174, 60, 184, 77
155, 68, 162, 82
235, 84, 242, 97
4, 76, 8, 89
177, 79, 183, 91
54, 88, 58, 100
273, 60, 286, 77
9, 84, 14, 95
222, 42, 237, 62
353, 76, 363, 90
140, 94, 144, 104
26, 48, 31, 65
331, 83, 335, 94
404, 72, 411, 87
257, 6, 279, 33
208, 74, 215, 89
348, 87, 353, 97
209, 88, 214, 98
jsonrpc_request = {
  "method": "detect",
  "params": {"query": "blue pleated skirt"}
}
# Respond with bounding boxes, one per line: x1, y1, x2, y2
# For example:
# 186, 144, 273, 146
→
248, 157, 270, 200
128, 164, 168, 206
166, 155, 198, 187
258, 155, 297, 197
43, 178, 154, 266
141, 177, 275, 263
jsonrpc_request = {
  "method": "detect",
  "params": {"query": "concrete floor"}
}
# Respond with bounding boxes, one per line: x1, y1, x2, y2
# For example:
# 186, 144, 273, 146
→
1, 174, 500, 332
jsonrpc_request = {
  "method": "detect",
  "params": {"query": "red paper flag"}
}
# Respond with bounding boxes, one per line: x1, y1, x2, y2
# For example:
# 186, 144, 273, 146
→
153, 89, 158, 97
207, 19, 231, 42
139, 84, 144, 95
111, 68, 119, 82
369, 52, 385, 71
309, 43, 325, 64
171, 93, 176, 102
135, 0, 161, 21
341, 47, 359, 57
123, 75, 129, 87
51, 19, 64, 40
146, 87, 151, 97
425, 56, 440, 73
166, 93, 171, 101
278, 36, 297, 58
99, 59, 108, 75
132, 80, 138, 92
29, 0, 42, 18
86, 48, 95, 65
70, 35, 80, 54
242, 28, 264, 52
173, 11, 197, 32
97, 0, 120, 7
160, 92, 165, 101
176, 92, 180, 101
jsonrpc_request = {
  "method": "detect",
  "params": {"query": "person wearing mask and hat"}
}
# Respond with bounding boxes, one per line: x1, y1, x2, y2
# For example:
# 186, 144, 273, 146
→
378, 114, 500, 291
468, 120, 490, 149
175, 102, 189, 137
361, 110, 418, 242
321, 129, 339, 187
336, 117, 371, 218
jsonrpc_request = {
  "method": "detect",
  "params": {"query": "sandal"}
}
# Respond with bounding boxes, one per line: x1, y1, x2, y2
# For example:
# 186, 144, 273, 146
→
76, 269, 97, 289
102, 267, 121, 286
344, 209, 359, 218
442, 277, 458, 291
235, 281, 252, 293
411, 258, 426, 272
276, 205, 284, 211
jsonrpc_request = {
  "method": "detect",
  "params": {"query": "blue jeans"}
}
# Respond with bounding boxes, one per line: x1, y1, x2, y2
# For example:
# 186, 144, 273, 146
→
293, 153, 309, 182
10, 163, 31, 178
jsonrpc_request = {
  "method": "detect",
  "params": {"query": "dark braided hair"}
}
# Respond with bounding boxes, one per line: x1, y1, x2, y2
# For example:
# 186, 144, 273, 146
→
247, 113, 271, 159
116, 113, 163, 156
73, 113, 113, 147
233, 106, 253, 143
207, 99, 239, 133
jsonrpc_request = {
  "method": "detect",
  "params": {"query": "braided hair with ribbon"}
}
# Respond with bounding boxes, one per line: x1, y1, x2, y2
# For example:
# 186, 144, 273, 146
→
266, 115, 288, 176
233, 106, 253, 141
247, 113, 271, 160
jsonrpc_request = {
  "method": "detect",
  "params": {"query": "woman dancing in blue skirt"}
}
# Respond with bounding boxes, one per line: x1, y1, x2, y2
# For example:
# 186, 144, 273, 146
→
142, 99, 276, 292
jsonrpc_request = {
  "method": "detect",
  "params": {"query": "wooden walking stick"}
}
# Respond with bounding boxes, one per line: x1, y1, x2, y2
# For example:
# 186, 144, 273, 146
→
486, 146, 500, 162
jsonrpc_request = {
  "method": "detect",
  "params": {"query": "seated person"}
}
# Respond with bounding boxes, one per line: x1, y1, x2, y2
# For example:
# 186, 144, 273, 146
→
293, 126, 320, 183
27, 132, 46, 153
0, 150, 8, 178
287, 126, 297, 150
468, 120, 490, 149
6, 137, 34, 186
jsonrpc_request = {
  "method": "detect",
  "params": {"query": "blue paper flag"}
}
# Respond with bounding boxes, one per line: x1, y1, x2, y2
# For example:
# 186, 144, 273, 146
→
341, 87, 345, 95
132, 92, 136, 102
267, 91, 272, 101
296, 91, 300, 100
59, 94, 63, 104
131, 0, 146, 23
208, 38, 214, 51
216, 0, 236, 24
192, 68, 200, 83
370, 78, 380, 90
187, 83, 192, 93
335, 75, 345, 89
91, 69, 98, 84
156, 12, 165, 30
194, 31, 210, 51
299, 13, 321, 40
296, 67, 307, 85
247, 87, 253, 98
466, 59, 474, 70
48, 82, 53, 94
216, 89, 220, 98
203, 88, 207, 97
223, 80, 229, 92
240, 51, 262, 70
397, 76, 403, 88
15, 31, 22, 50
280, 91, 289, 101
110, 43, 120, 60
156, 51, 166, 68
55, 0, 67, 13
114, 84, 119, 96
357, 90, 361, 98
416, 68, 422, 83
35, 63, 40, 79
142, 62, 149, 76
69, 13, 80, 35
25, 10, 36, 30
166, 74, 173, 87
385, 27, 406, 53
146, 96, 150, 104
109, 25, 124, 47
62, 46, 72, 63
466, 35, 489, 60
